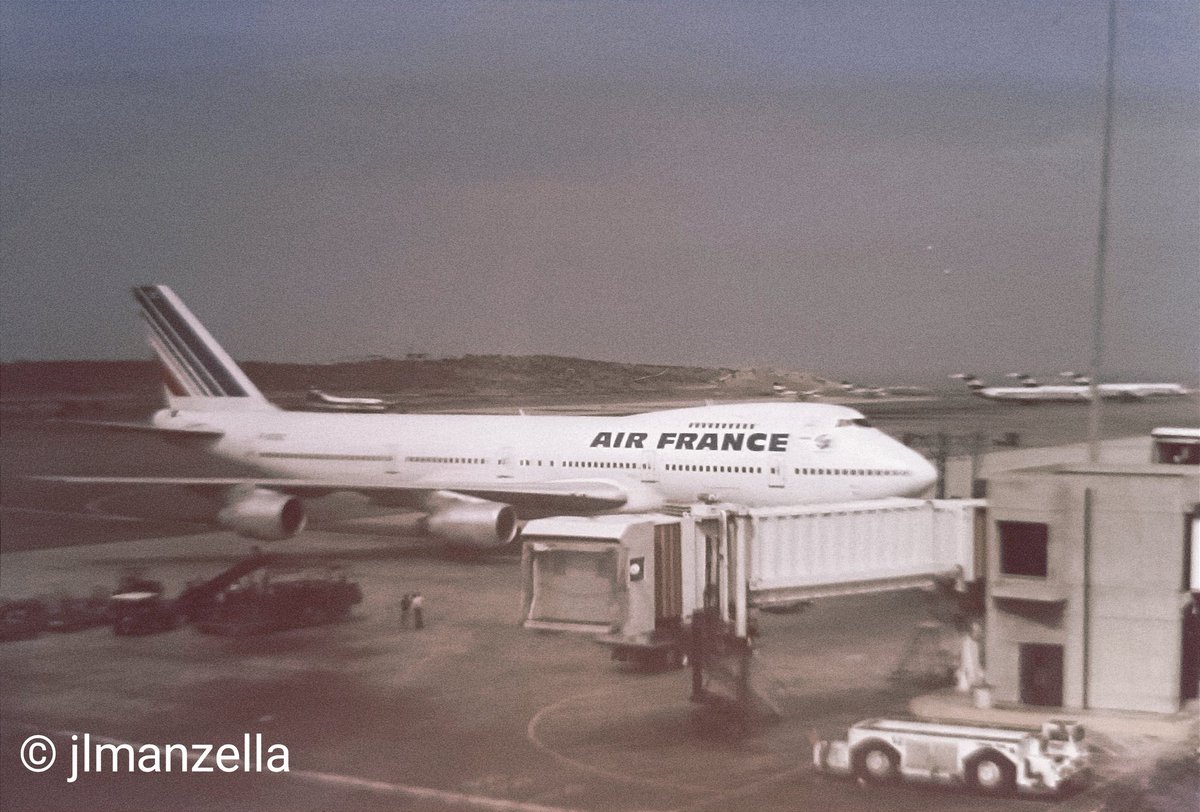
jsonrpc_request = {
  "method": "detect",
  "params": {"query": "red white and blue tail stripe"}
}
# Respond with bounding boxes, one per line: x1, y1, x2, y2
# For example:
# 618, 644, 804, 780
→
134, 285, 274, 409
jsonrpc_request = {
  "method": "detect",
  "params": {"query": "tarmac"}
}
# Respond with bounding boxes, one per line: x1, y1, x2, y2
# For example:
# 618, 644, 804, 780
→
3, 398, 1198, 811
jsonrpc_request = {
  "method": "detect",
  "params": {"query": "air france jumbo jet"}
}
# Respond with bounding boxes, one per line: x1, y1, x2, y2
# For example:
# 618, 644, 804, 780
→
42, 286, 936, 550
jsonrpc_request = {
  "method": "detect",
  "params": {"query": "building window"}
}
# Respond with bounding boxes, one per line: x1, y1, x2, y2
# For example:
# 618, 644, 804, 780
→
998, 521, 1049, 577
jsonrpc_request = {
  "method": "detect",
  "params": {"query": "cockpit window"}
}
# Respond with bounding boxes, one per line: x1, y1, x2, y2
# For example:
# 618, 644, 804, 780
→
836, 418, 872, 428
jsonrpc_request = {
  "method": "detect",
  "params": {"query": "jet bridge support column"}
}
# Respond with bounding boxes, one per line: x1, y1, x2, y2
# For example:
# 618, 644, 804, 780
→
687, 506, 760, 734
732, 512, 749, 640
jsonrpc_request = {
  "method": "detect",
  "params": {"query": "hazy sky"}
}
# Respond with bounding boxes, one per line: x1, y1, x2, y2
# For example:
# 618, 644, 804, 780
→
2, 1, 1197, 383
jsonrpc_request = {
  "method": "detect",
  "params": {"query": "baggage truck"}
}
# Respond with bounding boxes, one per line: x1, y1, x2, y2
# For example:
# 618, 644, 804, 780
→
813, 717, 1089, 795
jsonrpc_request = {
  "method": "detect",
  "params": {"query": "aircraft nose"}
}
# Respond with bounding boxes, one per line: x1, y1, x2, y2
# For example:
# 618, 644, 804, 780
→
912, 453, 938, 493
890, 441, 937, 495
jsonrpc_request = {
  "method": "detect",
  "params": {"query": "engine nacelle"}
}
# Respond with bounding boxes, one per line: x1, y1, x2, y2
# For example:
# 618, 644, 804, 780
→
217, 487, 307, 541
425, 499, 518, 550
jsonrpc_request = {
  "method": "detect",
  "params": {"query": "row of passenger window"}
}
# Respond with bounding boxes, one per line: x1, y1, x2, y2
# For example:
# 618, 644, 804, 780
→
406, 456, 486, 464
687, 421, 757, 429
262, 451, 390, 462
793, 467, 911, 476
520, 460, 646, 469
665, 463, 763, 474
402, 457, 910, 478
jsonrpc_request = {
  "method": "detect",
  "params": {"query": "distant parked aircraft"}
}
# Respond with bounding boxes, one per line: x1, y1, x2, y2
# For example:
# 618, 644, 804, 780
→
1056, 373, 1190, 400
771, 382, 822, 400
951, 373, 1190, 402
950, 374, 1089, 402
306, 388, 392, 412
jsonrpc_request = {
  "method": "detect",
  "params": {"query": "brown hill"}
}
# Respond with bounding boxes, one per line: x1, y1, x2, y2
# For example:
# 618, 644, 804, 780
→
0, 356, 834, 415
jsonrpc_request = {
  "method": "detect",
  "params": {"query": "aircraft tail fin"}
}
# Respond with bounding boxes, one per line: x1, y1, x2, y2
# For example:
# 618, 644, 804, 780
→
133, 285, 276, 411
949, 373, 986, 392
1005, 372, 1040, 388
1059, 371, 1091, 385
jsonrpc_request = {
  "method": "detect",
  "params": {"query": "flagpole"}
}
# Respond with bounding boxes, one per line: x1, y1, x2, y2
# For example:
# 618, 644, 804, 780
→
1088, 0, 1117, 463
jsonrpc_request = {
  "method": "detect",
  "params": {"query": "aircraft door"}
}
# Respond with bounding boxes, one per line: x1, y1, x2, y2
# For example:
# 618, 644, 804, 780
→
497, 446, 516, 479
769, 453, 786, 488
641, 451, 657, 483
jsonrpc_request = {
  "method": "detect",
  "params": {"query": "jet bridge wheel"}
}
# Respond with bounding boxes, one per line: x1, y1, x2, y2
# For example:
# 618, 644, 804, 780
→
852, 741, 900, 783
967, 751, 1016, 795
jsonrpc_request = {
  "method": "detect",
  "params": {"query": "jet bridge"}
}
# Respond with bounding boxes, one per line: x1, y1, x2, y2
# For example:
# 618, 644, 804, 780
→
522, 498, 983, 639
520, 498, 985, 720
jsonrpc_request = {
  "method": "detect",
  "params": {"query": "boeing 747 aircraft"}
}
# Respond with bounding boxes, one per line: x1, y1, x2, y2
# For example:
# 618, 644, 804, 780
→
41, 286, 936, 549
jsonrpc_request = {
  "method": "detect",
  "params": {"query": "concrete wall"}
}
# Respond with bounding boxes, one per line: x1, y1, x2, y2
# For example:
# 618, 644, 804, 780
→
984, 464, 1198, 714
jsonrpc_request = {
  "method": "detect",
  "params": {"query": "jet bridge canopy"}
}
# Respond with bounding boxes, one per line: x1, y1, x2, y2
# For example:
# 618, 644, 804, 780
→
521, 499, 985, 641
742, 497, 983, 607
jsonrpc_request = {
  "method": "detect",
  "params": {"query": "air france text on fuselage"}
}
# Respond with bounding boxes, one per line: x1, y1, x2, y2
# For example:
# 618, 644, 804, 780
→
590, 431, 789, 452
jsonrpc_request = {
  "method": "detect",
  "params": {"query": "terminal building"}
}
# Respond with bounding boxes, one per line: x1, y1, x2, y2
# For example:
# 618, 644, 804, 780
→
983, 460, 1199, 714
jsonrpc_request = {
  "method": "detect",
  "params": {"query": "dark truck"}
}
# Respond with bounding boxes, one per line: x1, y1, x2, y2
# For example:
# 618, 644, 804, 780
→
188, 561, 362, 636
46, 590, 112, 632
0, 598, 49, 641
110, 554, 271, 635
110, 554, 363, 637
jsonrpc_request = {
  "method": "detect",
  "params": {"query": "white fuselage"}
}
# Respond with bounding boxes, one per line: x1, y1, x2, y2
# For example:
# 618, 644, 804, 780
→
306, 390, 389, 411
975, 382, 1189, 402
976, 385, 1091, 402
155, 402, 936, 511
1094, 382, 1189, 397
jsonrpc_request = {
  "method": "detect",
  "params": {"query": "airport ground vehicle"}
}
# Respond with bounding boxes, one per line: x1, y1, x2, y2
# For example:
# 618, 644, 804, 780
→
46, 592, 111, 632
105, 554, 361, 636
174, 552, 274, 622
110, 591, 179, 635
813, 718, 1089, 795
193, 570, 362, 636
0, 598, 48, 641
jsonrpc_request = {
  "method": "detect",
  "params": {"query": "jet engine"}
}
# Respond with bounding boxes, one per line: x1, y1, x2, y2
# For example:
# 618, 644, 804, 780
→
217, 487, 307, 541
424, 496, 518, 550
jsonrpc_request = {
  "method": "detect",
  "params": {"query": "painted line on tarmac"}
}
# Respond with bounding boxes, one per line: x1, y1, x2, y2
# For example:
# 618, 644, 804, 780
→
10, 723, 586, 812
0, 505, 155, 523
678, 763, 811, 812
526, 687, 703, 796
289, 769, 588, 812
1049, 778, 1116, 812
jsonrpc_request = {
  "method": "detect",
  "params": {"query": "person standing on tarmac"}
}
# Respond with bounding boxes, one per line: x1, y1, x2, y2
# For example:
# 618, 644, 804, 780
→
411, 592, 424, 629
400, 593, 411, 628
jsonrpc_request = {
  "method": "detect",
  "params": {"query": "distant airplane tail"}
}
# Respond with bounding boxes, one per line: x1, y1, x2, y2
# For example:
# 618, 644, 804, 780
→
133, 285, 276, 411
949, 373, 986, 392
1005, 372, 1040, 388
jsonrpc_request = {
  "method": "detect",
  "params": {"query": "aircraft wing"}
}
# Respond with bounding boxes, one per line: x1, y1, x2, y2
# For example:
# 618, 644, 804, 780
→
30, 475, 629, 513
55, 420, 225, 439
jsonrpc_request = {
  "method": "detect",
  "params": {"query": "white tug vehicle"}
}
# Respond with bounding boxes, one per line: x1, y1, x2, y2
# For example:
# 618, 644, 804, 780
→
813, 718, 1089, 796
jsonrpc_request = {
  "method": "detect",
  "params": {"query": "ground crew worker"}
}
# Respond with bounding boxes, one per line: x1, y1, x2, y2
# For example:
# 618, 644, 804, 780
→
411, 592, 424, 629
400, 593, 411, 628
